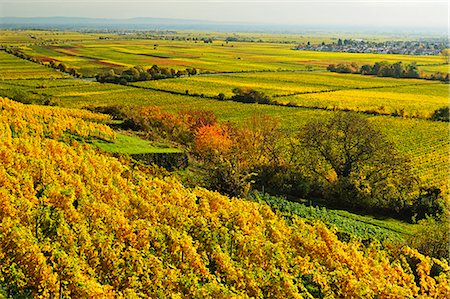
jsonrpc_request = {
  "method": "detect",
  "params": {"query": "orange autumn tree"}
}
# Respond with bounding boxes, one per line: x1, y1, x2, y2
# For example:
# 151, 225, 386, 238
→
194, 123, 254, 196
194, 124, 233, 162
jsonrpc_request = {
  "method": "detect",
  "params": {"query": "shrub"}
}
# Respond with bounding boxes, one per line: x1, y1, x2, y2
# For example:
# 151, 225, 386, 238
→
431, 107, 449, 122
407, 215, 450, 261
231, 88, 271, 104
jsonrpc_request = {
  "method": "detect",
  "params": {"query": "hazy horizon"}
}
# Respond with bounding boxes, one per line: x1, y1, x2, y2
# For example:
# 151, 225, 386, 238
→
0, 0, 448, 32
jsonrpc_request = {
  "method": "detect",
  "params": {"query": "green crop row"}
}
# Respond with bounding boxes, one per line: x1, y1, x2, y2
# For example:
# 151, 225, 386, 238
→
249, 191, 417, 243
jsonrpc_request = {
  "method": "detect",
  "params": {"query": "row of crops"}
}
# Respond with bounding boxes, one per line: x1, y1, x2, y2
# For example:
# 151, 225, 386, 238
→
249, 191, 416, 242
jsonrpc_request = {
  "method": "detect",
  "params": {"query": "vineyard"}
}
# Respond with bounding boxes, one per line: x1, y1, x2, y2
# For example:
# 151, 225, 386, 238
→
249, 191, 418, 242
130, 72, 446, 117
0, 51, 447, 194
0, 22, 449, 299
0, 97, 449, 298
131, 71, 432, 95
8, 34, 446, 76
0, 51, 67, 80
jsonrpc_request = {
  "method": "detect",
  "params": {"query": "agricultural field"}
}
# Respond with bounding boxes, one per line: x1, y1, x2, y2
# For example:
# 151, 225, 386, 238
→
418, 63, 449, 74
1, 82, 446, 195
9, 37, 447, 77
0, 29, 116, 44
0, 29, 437, 45
131, 71, 447, 117
0, 32, 448, 195
279, 80, 447, 117
0, 51, 67, 80
251, 191, 419, 242
0, 24, 449, 298
2, 97, 447, 298
131, 71, 431, 96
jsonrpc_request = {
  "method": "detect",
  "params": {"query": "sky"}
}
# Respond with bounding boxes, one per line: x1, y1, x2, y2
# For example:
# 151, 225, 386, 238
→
0, 0, 448, 30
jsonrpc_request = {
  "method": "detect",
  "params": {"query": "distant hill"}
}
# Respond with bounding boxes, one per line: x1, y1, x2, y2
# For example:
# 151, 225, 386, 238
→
0, 16, 446, 35
0, 16, 281, 32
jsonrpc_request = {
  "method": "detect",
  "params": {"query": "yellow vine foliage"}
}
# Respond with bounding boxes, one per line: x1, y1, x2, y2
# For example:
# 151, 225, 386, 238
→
0, 97, 115, 142
0, 97, 448, 298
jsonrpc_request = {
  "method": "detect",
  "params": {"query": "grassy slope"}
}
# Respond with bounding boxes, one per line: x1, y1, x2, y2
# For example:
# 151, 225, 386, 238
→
250, 192, 418, 242
94, 133, 181, 154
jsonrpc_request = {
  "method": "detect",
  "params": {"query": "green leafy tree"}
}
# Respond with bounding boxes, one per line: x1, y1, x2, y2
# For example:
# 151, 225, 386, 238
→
404, 62, 420, 78
441, 48, 450, 64
431, 106, 449, 122
231, 88, 271, 104
360, 64, 373, 75
392, 62, 405, 78
299, 113, 419, 212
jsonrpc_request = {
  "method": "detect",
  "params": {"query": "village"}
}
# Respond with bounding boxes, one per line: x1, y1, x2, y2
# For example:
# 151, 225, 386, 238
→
294, 39, 446, 55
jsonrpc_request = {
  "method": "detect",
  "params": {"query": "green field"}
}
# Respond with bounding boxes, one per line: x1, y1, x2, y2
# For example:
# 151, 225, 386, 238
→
251, 192, 419, 242
94, 133, 182, 154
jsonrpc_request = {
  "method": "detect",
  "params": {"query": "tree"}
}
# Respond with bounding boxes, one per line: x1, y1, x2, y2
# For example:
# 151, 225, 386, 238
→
441, 48, 450, 64
299, 113, 419, 212
431, 106, 449, 122
57, 63, 68, 72
360, 64, 373, 75
231, 88, 271, 104
186, 68, 198, 76
392, 62, 405, 78
194, 124, 253, 197
217, 93, 225, 101
372, 61, 388, 75
407, 215, 450, 261
404, 62, 420, 78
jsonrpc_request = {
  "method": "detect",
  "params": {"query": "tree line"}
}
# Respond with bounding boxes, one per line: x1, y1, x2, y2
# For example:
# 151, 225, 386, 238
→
327, 61, 449, 82
4, 47, 82, 78
96, 65, 198, 84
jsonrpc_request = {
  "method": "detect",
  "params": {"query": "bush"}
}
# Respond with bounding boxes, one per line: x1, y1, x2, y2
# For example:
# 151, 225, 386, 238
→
407, 215, 450, 261
96, 65, 198, 84
431, 107, 449, 122
408, 187, 446, 220
217, 93, 225, 101
231, 88, 271, 104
